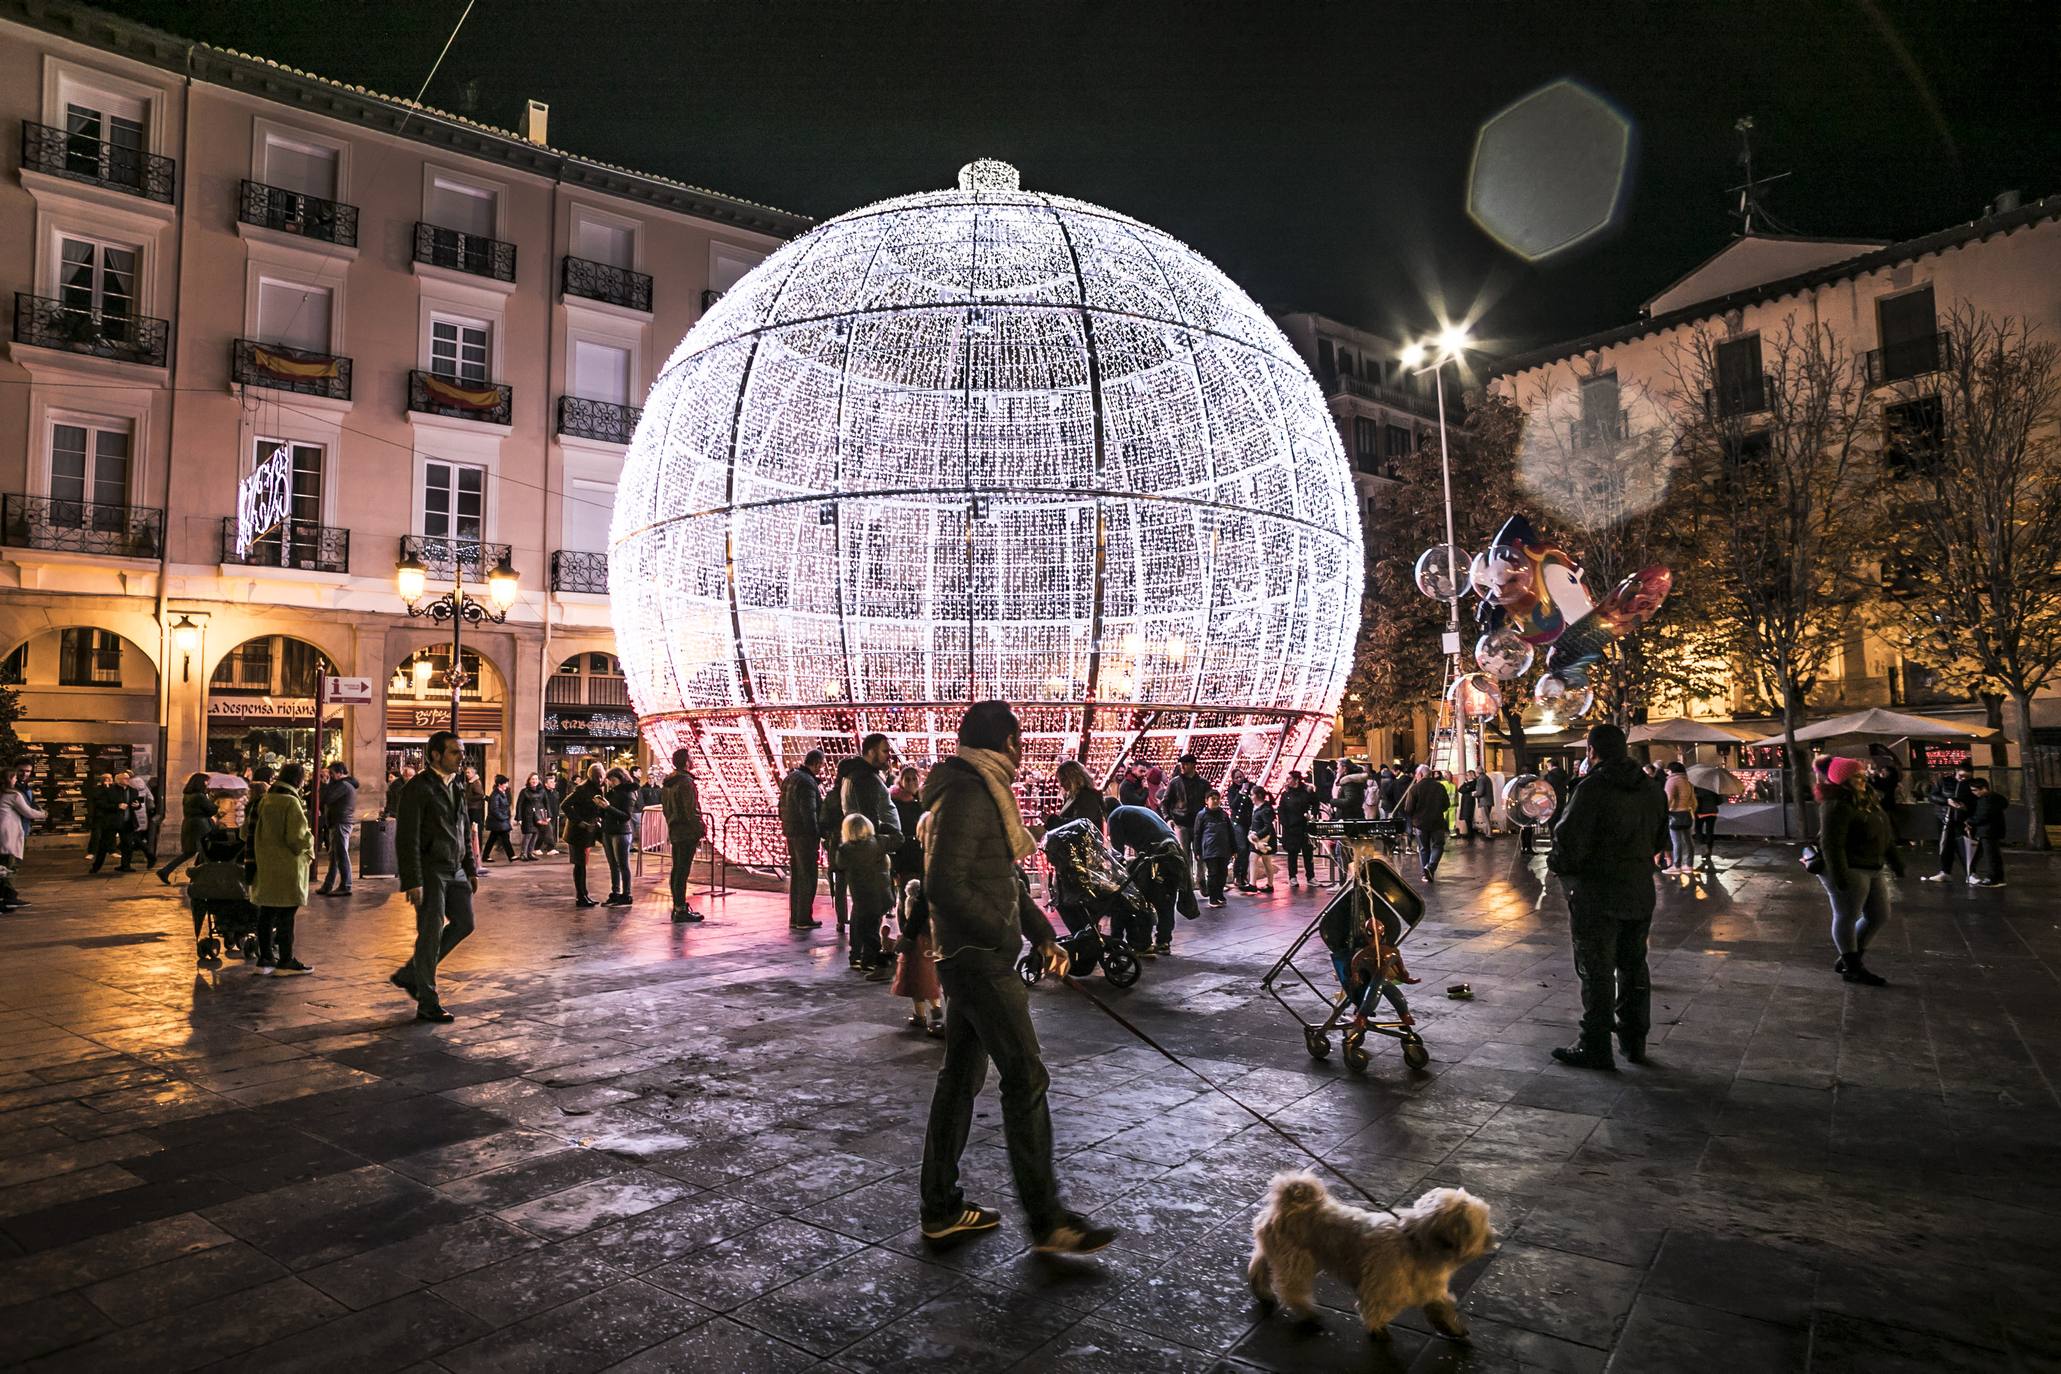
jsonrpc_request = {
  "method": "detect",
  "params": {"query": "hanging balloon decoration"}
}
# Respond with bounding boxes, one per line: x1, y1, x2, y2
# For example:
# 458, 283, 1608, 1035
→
1413, 545, 1474, 602
1420, 513, 1673, 727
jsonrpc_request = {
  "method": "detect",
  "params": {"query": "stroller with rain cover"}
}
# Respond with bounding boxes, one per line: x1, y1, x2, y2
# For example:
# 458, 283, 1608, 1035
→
1261, 820, 1429, 1074
188, 827, 260, 962
1018, 819, 1148, 989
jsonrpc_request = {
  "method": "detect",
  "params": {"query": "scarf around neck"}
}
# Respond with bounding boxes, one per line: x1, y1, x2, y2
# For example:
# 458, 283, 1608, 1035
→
956, 747, 1035, 862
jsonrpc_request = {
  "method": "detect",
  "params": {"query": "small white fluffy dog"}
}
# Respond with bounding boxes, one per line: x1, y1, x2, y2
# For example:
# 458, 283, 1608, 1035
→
1248, 1171, 1493, 1341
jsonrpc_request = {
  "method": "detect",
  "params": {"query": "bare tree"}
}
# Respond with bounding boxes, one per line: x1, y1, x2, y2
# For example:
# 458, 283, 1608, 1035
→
1515, 371, 1731, 727
1668, 317, 1880, 835
1871, 309, 2061, 848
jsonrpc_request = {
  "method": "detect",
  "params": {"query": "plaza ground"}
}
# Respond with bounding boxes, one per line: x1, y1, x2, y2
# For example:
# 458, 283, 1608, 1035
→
0, 835, 2056, 1372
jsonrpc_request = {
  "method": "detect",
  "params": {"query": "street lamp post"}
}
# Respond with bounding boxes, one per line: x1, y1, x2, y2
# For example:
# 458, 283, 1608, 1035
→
397, 546, 520, 737
1400, 326, 1473, 777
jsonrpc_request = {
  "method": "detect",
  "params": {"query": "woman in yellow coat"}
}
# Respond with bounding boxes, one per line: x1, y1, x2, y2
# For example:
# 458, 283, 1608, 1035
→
249, 761, 315, 975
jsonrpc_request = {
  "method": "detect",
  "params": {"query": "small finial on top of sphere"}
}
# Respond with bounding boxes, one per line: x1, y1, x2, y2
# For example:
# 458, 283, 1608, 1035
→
958, 159, 1021, 193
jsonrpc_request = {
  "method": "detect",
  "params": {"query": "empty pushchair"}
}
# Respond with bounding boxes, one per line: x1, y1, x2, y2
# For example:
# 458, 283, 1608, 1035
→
188, 828, 260, 962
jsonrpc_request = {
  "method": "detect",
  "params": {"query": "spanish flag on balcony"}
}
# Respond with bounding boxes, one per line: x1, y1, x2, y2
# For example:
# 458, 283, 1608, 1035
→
252, 343, 339, 381
422, 374, 504, 410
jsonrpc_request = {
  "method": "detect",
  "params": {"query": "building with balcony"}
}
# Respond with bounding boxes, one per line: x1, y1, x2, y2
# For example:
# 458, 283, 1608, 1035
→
1488, 197, 2061, 804
0, 0, 809, 821
1273, 311, 1454, 552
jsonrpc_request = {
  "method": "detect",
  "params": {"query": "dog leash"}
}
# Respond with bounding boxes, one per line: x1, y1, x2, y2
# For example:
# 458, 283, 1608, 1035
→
1056, 971, 1400, 1217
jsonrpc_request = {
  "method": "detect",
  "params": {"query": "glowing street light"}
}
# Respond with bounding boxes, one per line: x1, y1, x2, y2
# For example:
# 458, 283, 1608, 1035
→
1403, 322, 1476, 774
396, 544, 519, 735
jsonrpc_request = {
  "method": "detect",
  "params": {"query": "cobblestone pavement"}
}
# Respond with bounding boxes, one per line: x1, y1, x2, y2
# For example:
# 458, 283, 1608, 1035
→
0, 835, 2056, 1372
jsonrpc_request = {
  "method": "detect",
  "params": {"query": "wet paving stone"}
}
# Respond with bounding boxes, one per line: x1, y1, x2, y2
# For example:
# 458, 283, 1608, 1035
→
0, 840, 2055, 1368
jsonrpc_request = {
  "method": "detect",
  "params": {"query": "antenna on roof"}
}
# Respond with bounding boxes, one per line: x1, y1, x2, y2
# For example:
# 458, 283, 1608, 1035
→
1726, 116, 1797, 236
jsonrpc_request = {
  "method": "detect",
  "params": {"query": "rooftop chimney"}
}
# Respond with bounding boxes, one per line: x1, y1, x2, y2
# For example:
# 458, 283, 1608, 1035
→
520, 100, 549, 146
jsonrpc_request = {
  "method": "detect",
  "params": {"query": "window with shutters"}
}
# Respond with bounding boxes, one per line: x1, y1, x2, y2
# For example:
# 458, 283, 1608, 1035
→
1713, 335, 1766, 417
572, 215, 634, 270
260, 132, 338, 200
571, 340, 631, 405
58, 234, 137, 320
47, 418, 131, 528
1874, 286, 1941, 382
58, 629, 123, 687
425, 176, 497, 238
254, 278, 332, 354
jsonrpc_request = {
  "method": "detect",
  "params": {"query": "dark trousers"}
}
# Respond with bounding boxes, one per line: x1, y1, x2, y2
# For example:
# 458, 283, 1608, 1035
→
1569, 888, 1653, 1050
1202, 855, 1229, 902
1419, 828, 1447, 875
669, 830, 700, 910
156, 846, 199, 881
256, 904, 297, 963
571, 841, 593, 900
852, 900, 885, 965
1937, 820, 1965, 875
1970, 833, 2004, 883
922, 954, 1064, 1235
400, 878, 474, 1006
787, 839, 818, 925
1282, 828, 1314, 882
602, 832, 632, 896
88, 823, 117, 871
482, 828, 516, 862
1232, 824, 1251, 887
828, 861, 849, 928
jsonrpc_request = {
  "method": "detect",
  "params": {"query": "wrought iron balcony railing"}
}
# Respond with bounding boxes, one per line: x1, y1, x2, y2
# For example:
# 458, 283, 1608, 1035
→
557, 395, 641, 445
233, 338, 352, 401
238, 179, 358, 247
3, 494, 163, 558
1704, 372, 1774, 420
550, 549, 609, 594
409, 369, 512, 426
401, 533, 512, 581
219, 517, 350, 573
21, 121, 175, 203
547, 670, 631, 706
700, 288, 725, 312
1866, 332, 1950, 387
14, 293, 169, 367
562, 255, 653, 312
413, 221, 516, 282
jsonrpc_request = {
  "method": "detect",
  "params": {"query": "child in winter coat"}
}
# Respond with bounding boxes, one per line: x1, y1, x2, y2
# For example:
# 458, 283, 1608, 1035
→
835, 812, 895, 975
1195, 790, 1237, 907
894, 876, 944, 1035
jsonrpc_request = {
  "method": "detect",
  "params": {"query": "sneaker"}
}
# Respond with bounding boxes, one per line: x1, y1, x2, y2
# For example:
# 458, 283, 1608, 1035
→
1139, 946, 1157, 958
671, 908, 704, 923
606, 894, 633, 906
1978, 878, 2005, 888
1207, 898, 1225, 909
790, 919, 822, 930
921, 1204, 1002, 1241
1918, 873, 1949, 883
416, 1003, 455, 1024
271, 959, 312, 976
1550, 1043, 1617, 1072
1153, 942, 1171, 956
1033, 1215, 1117, 1255
254, 963, 276, 976
1966, 875, 1981, 886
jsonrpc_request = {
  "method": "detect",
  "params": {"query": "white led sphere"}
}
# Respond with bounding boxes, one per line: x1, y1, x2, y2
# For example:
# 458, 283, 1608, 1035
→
611, 160, 1364, 837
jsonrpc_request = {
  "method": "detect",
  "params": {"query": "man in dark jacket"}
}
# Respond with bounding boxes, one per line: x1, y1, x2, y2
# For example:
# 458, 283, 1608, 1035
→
829, 735, 902, 932
1160, 754, 1208, 875
1964, 777, 2008, 887
1921, 767, 1975, 881
390, 731, 478, 1024
1116, 763, 1151, 811
1275, 771, 1317, 889
1107, 802, 1198, 953
1225, 768, 1255, 891
1542, 761, 1571, 833
781, 751, 827, 929
316, 762, 357, 896
1402, 770, 1451, 881
661, 749, 706, 923
1376, 767, 1407, 820
919, 701, 1113, 1256
1546, 724, 1666, 1070
85, 771, 122, 872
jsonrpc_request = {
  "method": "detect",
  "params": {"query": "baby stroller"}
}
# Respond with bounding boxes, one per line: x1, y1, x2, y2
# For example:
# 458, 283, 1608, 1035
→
1018, 819, 1148, 989
1261, 820, 1429, 1074
188, 828, 260, 962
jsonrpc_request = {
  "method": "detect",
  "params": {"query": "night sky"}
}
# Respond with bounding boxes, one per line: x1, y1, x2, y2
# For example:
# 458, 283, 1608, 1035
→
101, 0, 2061, 358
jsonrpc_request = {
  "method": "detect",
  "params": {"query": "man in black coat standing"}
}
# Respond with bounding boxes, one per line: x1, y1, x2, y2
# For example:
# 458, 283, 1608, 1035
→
918, 701, 1114, 1256
391, 730, 479, 1024
1546, 724, 1666, 1070
661, 749, 706, 923
1160, 754, 1208, 876
781, 750, 827, 929
316, 762, 357, 896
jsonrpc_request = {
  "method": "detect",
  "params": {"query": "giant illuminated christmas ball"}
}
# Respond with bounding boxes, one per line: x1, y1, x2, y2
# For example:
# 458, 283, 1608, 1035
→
611, 160, 1363, 837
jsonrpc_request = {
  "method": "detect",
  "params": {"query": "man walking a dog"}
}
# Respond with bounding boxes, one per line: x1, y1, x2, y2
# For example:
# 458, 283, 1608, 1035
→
1546, 723, 1665, 1070
918, 700, 1115, 1255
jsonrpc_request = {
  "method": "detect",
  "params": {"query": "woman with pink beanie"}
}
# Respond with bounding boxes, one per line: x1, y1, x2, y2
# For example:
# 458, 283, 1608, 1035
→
1817, 755, 1902, 985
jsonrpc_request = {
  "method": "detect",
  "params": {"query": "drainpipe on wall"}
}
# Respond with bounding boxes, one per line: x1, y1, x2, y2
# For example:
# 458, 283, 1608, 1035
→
538, 149, 562, 779
154, 49, 198, 796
